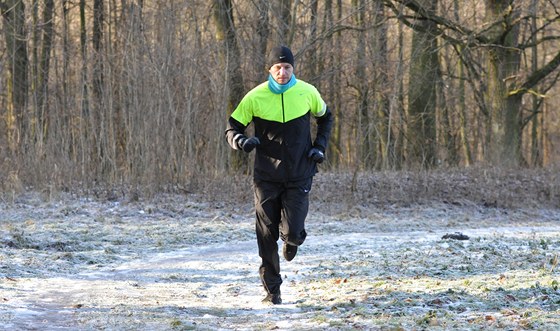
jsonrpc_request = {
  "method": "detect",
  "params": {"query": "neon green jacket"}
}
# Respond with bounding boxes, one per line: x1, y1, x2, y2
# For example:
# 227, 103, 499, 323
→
226, 79, 333, 182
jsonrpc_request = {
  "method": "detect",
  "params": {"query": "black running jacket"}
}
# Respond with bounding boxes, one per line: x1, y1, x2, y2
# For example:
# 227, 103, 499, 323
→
225, 79, 333, 182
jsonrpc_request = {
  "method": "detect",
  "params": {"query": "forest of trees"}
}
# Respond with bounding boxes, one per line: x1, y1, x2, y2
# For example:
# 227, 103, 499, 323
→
1, 0, 559, 192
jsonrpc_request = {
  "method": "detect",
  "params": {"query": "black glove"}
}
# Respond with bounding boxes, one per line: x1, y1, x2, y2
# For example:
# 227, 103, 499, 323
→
308, 148, 324, 163
240, 137, 260, 153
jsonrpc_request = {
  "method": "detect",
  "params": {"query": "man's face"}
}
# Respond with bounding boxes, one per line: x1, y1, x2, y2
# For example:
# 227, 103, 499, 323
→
269, 63, 293, 84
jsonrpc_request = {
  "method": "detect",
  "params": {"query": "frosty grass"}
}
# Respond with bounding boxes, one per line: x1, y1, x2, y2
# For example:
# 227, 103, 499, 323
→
1, 192, 559, 330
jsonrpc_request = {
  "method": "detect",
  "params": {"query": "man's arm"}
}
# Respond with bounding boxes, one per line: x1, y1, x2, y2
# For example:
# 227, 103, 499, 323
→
225, 116, 260, 153
313, 106, 333, 152
225, 117, 248, 151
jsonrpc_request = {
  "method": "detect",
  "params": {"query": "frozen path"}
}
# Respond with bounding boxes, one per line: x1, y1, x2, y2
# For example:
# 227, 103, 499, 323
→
2, 203, 560, 330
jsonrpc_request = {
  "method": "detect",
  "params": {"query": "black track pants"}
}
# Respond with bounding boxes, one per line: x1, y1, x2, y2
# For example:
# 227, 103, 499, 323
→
254, 177, 312, 295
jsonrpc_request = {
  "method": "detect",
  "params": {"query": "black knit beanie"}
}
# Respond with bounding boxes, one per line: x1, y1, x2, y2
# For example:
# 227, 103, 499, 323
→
268, 45, 294, 68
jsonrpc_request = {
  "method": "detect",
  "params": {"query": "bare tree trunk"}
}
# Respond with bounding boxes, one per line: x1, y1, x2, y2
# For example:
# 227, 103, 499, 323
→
1, 0, 29, 154
255, 0, 270, 71
457, 55, 472, 166
93, 0, 104, 103
91, 0, 105, 175
452, 0, 472, 166
31, 0, 38, 140
439, 64, 457, 167
407, 0, 438, 168
372, 0, 392, 169
334, 0, 344, 167
61, 0, 74, 161
394, 13, 405, 169
36, 0, 55, 142
278, 0, 292, 45
308, 0, 319, 81
353, 0, 372, 169
213, 0, 244, 110
484, 0, 521, 166
79, 0, 89, 118
213, 0, 246, 171
321, 0, 343, 167
78, 0, 91, 178
529, 0, 541, 167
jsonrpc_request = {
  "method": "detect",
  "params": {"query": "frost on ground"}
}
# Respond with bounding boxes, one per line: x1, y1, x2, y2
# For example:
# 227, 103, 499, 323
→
1, 171, 560, 330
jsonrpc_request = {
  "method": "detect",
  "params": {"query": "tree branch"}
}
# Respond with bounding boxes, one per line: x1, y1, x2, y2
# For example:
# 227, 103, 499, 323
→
510, 50, 560, 96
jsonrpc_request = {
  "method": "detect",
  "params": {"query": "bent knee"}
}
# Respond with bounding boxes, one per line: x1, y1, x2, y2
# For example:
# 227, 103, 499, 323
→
285, 229, 307, 246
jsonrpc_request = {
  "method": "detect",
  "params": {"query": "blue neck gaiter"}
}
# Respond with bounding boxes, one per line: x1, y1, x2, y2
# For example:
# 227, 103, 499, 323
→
268, 74, 297, 94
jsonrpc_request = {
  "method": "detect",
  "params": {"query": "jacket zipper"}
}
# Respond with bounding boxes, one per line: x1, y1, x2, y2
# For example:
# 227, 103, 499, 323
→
281, 93, 285, 123
280, 93, 288, 178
